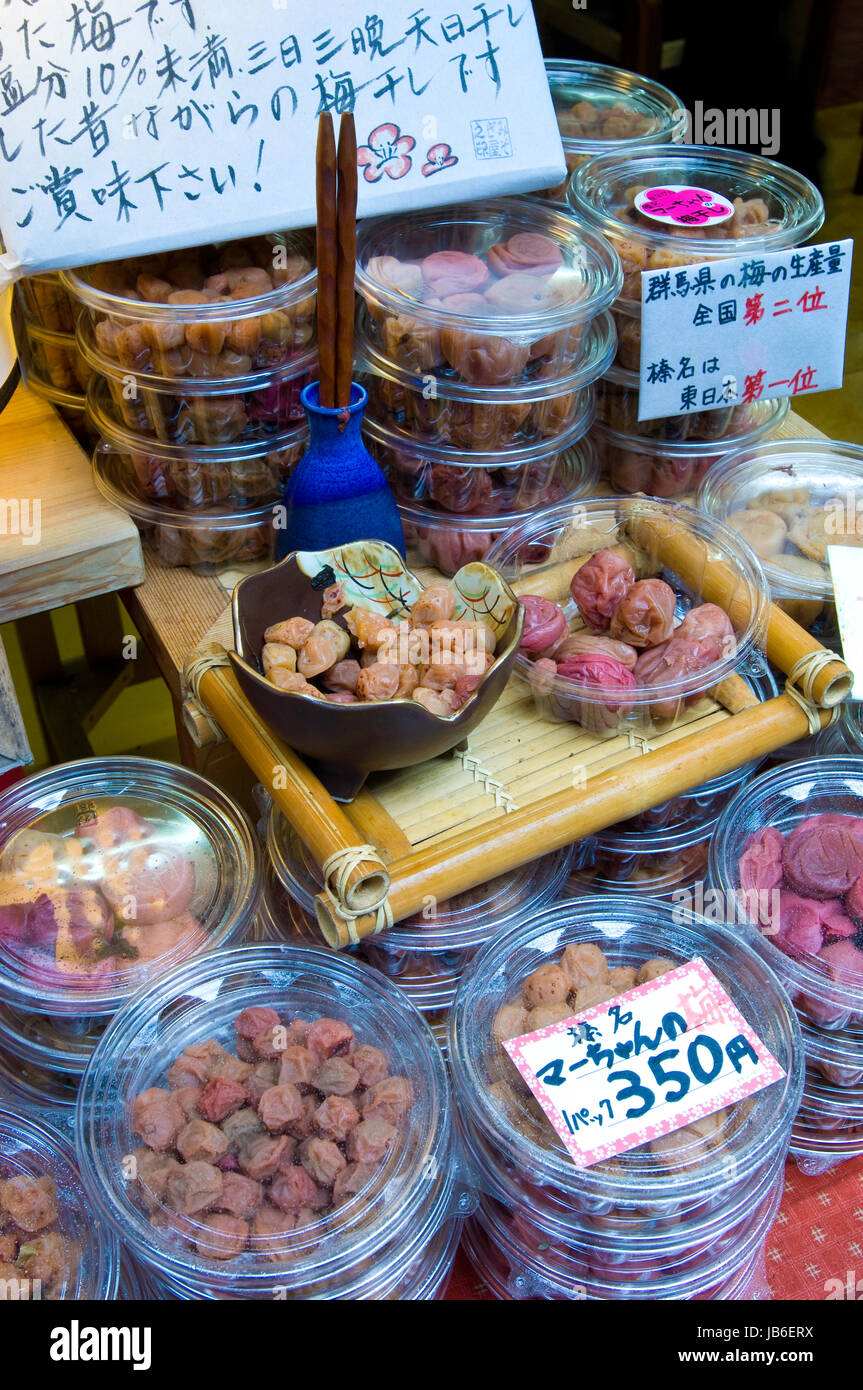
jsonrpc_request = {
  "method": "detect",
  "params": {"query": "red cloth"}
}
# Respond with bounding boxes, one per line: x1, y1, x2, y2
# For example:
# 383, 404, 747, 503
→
444, 1154, 863, 1300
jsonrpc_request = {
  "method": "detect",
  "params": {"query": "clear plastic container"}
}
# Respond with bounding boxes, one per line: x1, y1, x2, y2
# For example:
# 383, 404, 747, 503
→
0, 1041, 80, 1111
542, 60, 686, 201
19, 369, 99, 453
696, 438, 863, 636
566, 815, 719, 901
75, 944, 456, 1298
367, 408, 595, 515
83, 335, 317, 446
0, 1106, 119, 1298
15, 272, 77, 334
450, 898, 801, 1221
0, 756, 261, 1015
401, 439, 600, 575
355, 199, 622, 389
0, 1004, 107, 1077
63, 232, 316, 379
613, 663, 778, 831
15, 318, 93, 396
457, 1101, 785, 1248
569, 146, 824, 312
801, 1015, 863, 1088
467, 1170, 783, 1299
357, 304, 614, 450
92, 446, 277, 570
267, 808, 572, 1003
708, 757, 863, 1032
593, 407, 789, 498
792, 1066, 863, 1173
143, 1210, 462, 1301
596, 361, 788, 445
485, 496, 769, 736
462, 1180, 781, 1300
90, 379, 307, 507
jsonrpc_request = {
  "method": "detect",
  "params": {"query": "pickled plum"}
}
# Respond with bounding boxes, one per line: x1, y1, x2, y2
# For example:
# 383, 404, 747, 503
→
518, 597, 568, 655
569, 549, 635, 632
129, 1005, 415, 1260
609, 579, 676, 649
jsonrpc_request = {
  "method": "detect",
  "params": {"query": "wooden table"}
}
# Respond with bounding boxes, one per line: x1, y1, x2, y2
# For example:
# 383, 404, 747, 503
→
0, 384, 144, 623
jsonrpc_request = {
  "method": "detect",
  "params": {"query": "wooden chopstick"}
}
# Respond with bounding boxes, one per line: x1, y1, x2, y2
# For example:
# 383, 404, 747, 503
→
315, 112, 337, 409
335, 112, 358, 409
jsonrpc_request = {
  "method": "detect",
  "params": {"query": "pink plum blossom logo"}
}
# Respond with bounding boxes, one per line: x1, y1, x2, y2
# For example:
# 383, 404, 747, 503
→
422, 143, 459, 177
356, 123, 416, 183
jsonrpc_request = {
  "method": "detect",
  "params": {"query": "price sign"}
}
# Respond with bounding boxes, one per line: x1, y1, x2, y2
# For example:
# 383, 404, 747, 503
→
503, 958, 785, 1169
0, 0, 565, 282
828, 545, 863, 701
638, 239, 853, 421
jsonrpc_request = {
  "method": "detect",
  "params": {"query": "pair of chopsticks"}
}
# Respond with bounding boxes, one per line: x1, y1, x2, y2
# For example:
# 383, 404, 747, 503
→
316, 111, 357, 410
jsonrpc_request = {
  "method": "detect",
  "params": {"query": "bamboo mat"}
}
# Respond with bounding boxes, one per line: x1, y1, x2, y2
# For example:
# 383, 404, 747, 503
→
190, 599, 735, 852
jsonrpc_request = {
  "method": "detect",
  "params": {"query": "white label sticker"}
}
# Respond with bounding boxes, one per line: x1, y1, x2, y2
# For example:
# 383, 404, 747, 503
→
638, 238, 853, 421
634, 184, 735, 227
828, 545, 863, 700
503, 958, 785, 1169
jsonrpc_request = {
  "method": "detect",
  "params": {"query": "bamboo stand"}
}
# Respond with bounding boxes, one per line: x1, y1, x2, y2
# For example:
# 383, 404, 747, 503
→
184, 510, 853, 949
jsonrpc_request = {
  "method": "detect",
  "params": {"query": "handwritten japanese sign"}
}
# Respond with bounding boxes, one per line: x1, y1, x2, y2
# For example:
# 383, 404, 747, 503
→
0, 0, 566, 281
638, 239, 853, 421
503, 958, 785, 1169
828, 546, 863, 701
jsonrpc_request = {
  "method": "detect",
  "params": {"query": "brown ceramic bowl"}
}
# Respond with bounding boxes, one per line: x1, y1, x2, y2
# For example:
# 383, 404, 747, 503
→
230, 540, 523, 800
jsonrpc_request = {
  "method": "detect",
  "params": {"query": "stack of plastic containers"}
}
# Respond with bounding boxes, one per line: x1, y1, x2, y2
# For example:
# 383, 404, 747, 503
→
264, 808, 572, 1053
61, 233, 316, 570
697, 438, 863, 642
567, 146, 824, 497
0, 757, 262, 1111
709, 757, 863, 1174
0, 1106, 120, 1298
75, 945, 466, 1299
450, 898, 802, 1300
354, 199, 621, 573
12, 272, 96, 448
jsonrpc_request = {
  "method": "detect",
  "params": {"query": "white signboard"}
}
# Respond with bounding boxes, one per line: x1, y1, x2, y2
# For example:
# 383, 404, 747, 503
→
638, 238, 853, 421
0, 0, 566, 281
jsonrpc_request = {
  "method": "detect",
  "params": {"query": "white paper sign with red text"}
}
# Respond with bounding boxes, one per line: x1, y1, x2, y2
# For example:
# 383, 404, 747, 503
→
638, 238, 853, 421
503, 958, 785, 1169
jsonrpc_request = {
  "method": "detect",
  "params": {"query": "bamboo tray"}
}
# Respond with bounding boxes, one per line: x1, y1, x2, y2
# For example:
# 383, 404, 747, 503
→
184, 512, 853, 950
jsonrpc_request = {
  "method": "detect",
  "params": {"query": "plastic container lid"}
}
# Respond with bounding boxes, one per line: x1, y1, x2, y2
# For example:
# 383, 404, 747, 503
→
484, 495, 770, 723
20, 365, 86, 413
78, 313, 319, 399
93, 444, 280, 534
62, 231, 317, 321
356, 199, 623, 334
267, 808, 571, 952
593, 403, 790, 459
0, 1106, 119, 1298
696, 437, 863, 601
708, 757, 863, 1022
568, 144, 824, 262
88, 373, 310, 459
0, 1003, 106, 1076
366, 395, 595, 470
449, 897, 802, 1208
0, 757, 261, 1014
0, 1042, 81, 1111
76, 944, 454, 1296
357, 307, 617, 403
546, 59, 687, 154
567, 814, 720, 898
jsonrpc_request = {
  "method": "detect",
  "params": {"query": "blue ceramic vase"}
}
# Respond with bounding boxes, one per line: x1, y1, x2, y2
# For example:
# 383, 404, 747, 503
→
274, 381, 405, 560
